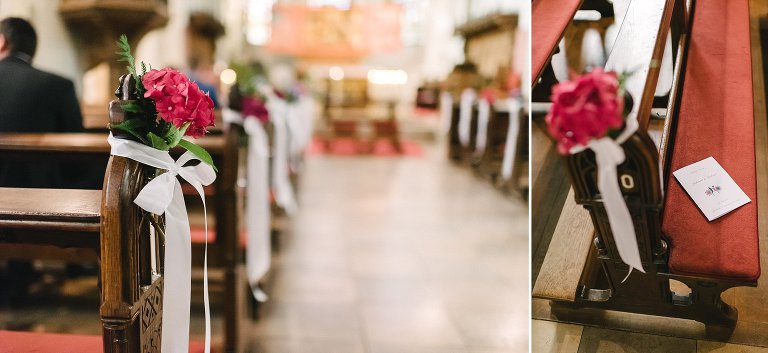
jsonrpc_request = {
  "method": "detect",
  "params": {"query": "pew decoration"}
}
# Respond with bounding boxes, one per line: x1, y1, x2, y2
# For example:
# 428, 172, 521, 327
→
222, 101, 272, 303
545, 68, 645, 278
108, 35, 216, 353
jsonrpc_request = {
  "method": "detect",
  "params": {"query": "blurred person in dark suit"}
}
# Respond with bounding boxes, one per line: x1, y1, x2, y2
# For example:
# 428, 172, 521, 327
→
0, 17, 88, 188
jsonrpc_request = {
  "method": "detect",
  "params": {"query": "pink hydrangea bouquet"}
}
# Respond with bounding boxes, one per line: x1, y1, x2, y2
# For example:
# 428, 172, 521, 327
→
111, 35, 216, 169
240, 96, 270, 123
545, 68, 629, 154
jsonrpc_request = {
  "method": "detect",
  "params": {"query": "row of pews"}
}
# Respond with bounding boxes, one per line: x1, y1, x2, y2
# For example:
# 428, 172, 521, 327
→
443, 93, 529, 198
0, 93, 306, 350
532, 0, 764, 339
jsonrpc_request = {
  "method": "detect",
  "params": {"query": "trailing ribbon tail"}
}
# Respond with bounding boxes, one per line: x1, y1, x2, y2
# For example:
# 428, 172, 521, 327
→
222, 110, 272, 302
458, 88, 476, 147
590, 137, 646, 280
501, 98, 521, 181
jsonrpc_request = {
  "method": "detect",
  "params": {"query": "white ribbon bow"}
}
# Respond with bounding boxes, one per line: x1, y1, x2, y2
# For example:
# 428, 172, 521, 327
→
458, 88, 476, 147
223, 109, 272, 302
108, 134, 216, 353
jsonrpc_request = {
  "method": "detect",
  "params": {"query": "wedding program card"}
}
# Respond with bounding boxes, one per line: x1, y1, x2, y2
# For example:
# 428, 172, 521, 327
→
672, 157, 751, 221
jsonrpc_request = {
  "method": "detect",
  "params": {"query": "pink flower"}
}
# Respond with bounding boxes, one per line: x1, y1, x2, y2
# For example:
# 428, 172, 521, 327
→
142, 68, 216, 138
241, 96, 269, 123
479, 87, 497, 104
545, 68, 625, 154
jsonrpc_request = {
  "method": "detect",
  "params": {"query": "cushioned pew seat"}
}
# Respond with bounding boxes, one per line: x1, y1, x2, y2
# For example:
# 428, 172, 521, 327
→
0, 330, 102, 353
0, 330, 211, 353
531, 0, 583, 85
661, 0, 759, 282
190, 227, 248, 247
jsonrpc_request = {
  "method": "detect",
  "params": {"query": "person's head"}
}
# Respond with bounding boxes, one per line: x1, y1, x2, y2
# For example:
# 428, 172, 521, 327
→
0, 17, 37, 62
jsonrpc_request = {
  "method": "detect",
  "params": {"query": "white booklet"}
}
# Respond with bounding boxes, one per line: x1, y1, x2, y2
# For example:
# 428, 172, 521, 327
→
672, 156, 751, 221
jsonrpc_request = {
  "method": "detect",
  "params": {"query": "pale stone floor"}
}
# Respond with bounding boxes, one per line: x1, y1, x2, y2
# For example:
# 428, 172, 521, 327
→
0, 139, 529, 353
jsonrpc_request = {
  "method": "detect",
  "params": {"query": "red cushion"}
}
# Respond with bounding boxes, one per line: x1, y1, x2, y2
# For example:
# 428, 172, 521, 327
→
0, 331, 213, 353
662, 0, 759, 282
531, 0, 582, 85
0, 330, 102, 353
190, 227, 248, 247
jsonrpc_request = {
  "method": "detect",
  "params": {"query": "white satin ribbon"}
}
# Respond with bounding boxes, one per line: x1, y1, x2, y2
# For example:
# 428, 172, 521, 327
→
501, 98, 521, 181
108, 133, 216, 353
222, 109, 271, 302
284, 96, 314, 172
587, 137, 646, 278
474, 98, 491, 158
266, 95, 298, 214
568, 102, 644, 278
439, 91, 453, 134
458, 88, 476, 147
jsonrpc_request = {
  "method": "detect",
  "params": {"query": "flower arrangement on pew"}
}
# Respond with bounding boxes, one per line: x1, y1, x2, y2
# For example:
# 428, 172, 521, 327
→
107, 34, 217, 353
544, 68, 645, 279
110, 35, 217, 169
545, 68, 630, 155
228, 61, 270, 124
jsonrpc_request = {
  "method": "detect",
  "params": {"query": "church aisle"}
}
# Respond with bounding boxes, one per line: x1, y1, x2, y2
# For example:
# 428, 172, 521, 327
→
247, 142, 528, 353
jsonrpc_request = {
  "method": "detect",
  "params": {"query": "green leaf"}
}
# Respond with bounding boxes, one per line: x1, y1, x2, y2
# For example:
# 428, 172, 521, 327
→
111, 119, 149, 144
178, 139, 218, 172
164, 123, 189, 149
120, 101, 143, 113
115, 34, 137, 78
148, 132, 171, 151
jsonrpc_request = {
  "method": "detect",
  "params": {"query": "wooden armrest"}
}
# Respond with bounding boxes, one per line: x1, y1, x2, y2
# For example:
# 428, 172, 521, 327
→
532, 188, 594, 301
0, 188, 101, 232
0, 133, 110, 153
604, 0, 673, 129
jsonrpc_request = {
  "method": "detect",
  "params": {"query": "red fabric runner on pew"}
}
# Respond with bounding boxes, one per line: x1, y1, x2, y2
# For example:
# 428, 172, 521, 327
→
531, 0, 583, 86
662, 0, 759, 282
0, 330, 211, 353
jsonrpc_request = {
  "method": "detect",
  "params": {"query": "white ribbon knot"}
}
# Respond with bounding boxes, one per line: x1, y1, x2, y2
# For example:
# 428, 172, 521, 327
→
108, 134, 215, 353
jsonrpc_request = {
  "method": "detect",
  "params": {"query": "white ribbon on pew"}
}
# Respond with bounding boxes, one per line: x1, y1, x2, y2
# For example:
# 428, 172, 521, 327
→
223, 109, 271, 302
501, 98, 520, 181
474, 98, 491, 158
285, 95, 314, 171
581, 116, 646, 279
108, 134, 216, 353
458, 88, 476, 147
265, 92, 298, 214
439, 91, 453, 134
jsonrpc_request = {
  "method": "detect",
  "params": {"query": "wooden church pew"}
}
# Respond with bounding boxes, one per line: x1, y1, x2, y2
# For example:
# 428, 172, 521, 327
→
534, 0, 760, 336
0, 140, 164, 352
474, 102, 529, 197
0, 129, 249, 352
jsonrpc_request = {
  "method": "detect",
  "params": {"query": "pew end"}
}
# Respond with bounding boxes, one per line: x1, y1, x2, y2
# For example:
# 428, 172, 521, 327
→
533, 0, 761, 338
